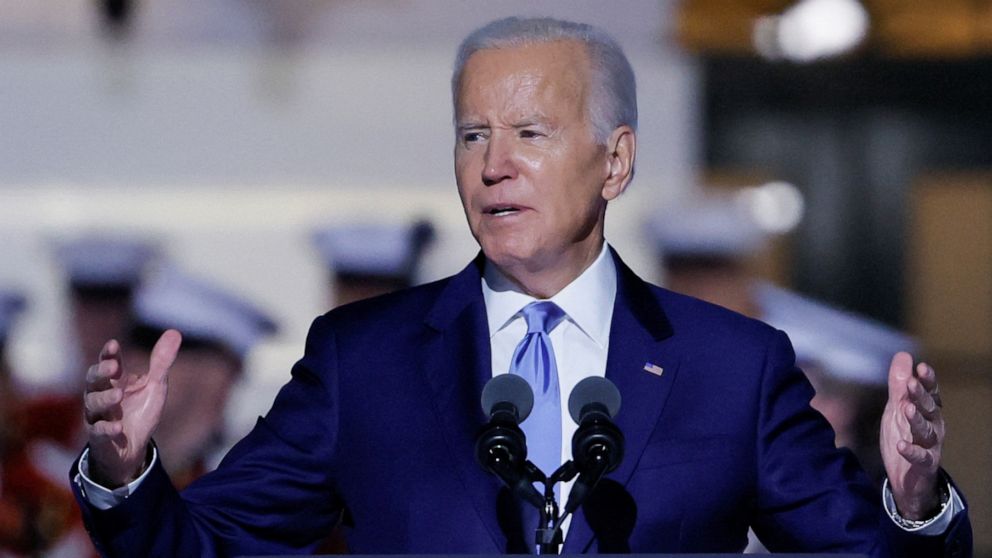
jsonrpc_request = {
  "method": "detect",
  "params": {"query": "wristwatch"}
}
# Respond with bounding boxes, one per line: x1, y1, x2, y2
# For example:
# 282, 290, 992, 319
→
888, 474, 951, 529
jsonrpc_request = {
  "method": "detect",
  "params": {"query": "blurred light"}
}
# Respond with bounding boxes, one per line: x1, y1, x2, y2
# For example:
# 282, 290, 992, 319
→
753, 16, 782, 59
739, 181, 805, 234
753, 0, 869, 62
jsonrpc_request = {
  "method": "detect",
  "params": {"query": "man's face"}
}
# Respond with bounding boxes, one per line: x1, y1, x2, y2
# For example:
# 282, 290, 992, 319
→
454, 41, 626, 289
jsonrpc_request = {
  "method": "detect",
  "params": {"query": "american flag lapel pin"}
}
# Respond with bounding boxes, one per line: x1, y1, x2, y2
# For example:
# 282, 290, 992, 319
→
643, 362, 664, 376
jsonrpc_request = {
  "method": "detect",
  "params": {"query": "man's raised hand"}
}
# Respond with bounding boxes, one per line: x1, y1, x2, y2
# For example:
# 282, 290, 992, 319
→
880, 351, 946, 520
84, 330, 182, 488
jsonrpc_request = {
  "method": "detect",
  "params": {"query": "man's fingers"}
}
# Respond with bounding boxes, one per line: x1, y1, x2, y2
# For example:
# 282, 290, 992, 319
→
887, 351, 914, 401
98, 338, 121, 362
84, 388, 124, 424
85, 363, 109, 390
915, 362, 941, 406
85, 357, 121, 392
904, 402, 940, 449
88, 420, 124, 441
907, 377, 942, 420
897, 439, 936, 467
87, 339, 125, 393
148, 329, 182, 383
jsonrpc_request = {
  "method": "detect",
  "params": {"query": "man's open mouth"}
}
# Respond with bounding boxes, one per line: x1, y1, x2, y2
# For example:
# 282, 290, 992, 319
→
485, 205, 521, 216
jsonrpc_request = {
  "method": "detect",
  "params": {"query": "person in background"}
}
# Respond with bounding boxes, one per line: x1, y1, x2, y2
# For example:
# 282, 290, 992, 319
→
123, 268, 278, 488
3, 293, 90, 558
0, 290, 30, 556
56, 235, 159, 372
0, 290, 26, 456
1, 236, 158, 557
312, 219, 435, 308
19, 235, 159, 470
16, 234, 159, 479
647, 193, 766, 318
19, 234, 158, 474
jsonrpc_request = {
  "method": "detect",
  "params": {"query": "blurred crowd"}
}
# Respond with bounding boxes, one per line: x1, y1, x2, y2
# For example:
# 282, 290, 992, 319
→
0, 197, 914, 556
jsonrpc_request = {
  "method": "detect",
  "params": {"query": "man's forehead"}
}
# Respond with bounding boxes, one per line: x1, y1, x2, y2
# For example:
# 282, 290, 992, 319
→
455, 41, 589, 112
461, 39, 588, 77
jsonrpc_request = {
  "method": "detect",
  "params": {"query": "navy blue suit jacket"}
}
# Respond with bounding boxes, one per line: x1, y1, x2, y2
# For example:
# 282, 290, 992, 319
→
72, 251, 972, 557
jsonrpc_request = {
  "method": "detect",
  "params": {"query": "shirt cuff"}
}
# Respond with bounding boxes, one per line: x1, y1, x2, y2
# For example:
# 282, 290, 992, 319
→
73, 446, 158, 511
882, 476, 963, 535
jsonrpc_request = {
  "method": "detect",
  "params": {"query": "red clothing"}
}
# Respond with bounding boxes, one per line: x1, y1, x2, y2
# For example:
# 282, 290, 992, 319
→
1, 395, 96, 557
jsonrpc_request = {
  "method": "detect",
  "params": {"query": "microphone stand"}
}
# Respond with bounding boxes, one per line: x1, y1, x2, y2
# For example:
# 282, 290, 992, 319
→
525, 460, 579, 555
525, 437, 621, 554
477, 375, 623, 555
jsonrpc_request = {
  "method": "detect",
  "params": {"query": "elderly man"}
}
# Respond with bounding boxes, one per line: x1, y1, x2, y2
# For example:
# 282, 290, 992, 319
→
74, 17, 971, 556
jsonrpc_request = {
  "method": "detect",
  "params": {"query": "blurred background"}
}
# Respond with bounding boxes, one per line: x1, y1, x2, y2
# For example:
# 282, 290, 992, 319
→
0, 0, 988, 556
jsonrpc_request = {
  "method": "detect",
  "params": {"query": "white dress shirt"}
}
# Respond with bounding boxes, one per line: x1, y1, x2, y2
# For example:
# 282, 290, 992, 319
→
482, 243, 617, 536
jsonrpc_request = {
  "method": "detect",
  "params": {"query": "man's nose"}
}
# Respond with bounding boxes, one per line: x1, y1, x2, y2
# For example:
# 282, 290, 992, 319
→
482, 134, 517, 186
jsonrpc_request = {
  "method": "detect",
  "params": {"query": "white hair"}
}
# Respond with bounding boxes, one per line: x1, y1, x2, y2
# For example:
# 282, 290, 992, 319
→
452, 16, 638, 145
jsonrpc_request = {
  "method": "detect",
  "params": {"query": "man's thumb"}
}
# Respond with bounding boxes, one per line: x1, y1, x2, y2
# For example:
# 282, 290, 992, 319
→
887, 351, 913, 401
149, 329, 183, 382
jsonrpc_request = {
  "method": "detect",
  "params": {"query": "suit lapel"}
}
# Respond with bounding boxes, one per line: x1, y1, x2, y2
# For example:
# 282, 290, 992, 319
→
564, 251, 681, 554
422, 255, 507, 551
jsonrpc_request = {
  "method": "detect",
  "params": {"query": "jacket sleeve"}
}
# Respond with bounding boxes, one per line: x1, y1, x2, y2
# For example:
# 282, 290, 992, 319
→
71, 315, 344, 558
750, 329, 886, 556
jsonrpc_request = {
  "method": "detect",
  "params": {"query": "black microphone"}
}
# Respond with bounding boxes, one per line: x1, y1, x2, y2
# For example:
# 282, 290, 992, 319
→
562, 376, 624, 516
475, 374, 544, 509
481, 372, 533, 426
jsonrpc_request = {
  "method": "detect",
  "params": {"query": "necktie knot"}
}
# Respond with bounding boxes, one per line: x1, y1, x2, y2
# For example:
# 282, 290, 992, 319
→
521, 301, 566, 335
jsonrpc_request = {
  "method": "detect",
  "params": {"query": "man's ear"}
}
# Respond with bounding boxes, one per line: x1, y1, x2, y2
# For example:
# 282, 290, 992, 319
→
602, 125, 636, 201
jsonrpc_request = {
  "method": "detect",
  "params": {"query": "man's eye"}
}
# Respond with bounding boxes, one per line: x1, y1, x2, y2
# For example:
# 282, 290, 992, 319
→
519, 129, 542, 139
462, 132, 485, 143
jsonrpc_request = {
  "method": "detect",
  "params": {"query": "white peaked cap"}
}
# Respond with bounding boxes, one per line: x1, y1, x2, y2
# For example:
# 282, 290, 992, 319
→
134, 268, 277, 359
648, 195, 768, 259
311, 220, 435, 278
756, 281, 917, 386
55, 234, 159, 288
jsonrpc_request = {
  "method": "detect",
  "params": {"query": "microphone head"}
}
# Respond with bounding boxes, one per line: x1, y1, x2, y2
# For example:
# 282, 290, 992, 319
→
568, 376, 621, 423
481, 374, 534, 422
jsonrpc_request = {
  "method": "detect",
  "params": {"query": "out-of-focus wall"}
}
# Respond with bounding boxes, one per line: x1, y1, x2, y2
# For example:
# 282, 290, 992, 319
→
0, 0, 700, 427
0, 2, 697, 194
909, 173, 992, 555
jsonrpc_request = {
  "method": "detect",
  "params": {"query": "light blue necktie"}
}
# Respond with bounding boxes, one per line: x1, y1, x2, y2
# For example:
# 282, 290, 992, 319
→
510, 301, 566, 486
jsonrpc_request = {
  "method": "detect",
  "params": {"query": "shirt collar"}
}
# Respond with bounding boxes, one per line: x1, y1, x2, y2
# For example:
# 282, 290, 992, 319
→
482, 244, 617, 348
